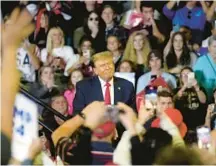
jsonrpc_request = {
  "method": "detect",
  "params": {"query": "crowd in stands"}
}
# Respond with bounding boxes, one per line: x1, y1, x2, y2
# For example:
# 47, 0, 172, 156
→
1, 0, 216, 165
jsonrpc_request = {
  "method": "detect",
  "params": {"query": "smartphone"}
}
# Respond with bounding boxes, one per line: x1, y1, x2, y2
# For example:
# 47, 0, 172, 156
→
104, 105, 120, 123
214, 104, 216, 113
187, 72, 195, 86
151, 75, 157, 82
45, 2, 51, 11
196, 126, 211, 150
214, 20, 216, 29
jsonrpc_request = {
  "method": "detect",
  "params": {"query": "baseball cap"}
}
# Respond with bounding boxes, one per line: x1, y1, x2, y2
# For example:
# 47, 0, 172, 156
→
151, 108, 187, 138
93, 121, 116, 139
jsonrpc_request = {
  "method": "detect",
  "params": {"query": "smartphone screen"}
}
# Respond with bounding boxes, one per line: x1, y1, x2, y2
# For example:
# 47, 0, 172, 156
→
196, 126, 211, 149
187, 72, 195, 86
151, 75, 157, 82
105, 105, 119, 123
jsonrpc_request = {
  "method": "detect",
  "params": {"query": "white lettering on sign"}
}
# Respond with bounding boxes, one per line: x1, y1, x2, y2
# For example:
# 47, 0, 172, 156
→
12, 93, 38, 161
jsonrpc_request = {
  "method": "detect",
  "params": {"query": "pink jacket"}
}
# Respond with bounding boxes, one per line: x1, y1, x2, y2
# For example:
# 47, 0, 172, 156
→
64, 89, 76, 115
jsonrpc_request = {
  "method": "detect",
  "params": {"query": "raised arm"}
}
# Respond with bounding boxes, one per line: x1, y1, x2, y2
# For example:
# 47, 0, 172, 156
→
52, 101, 106, 146
199, 1, 208, 14
163, 1, 177, 20
164, 31, 174, 59
1, 8, 34, 139
206, 1, 216, 21
151, 17, 165, 43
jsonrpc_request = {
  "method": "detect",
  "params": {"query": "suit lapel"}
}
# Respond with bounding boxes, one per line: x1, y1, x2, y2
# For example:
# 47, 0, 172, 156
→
114, 77, 122, 104
92, 76, 104, 101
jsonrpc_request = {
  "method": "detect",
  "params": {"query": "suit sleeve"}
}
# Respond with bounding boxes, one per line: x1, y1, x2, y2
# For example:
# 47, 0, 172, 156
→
127, 82, 137, 112
73, 82, 86, 115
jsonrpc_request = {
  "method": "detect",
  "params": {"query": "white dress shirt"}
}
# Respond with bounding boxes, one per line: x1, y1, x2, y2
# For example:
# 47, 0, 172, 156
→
98, 77, 114, 105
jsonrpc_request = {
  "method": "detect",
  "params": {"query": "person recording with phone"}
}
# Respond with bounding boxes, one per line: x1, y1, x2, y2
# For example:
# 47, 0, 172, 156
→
136, 50, 177, 95
29, 66, 59, 115
67, 37, 95, 77
174, 67, 207, 131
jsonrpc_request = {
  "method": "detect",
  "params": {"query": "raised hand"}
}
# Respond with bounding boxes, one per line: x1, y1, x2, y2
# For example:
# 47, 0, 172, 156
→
83, 101, 107, 130
116, 102, 137, 135
138, 102, 154, 125
2, 8, 34, 53
1, 8, 34, 139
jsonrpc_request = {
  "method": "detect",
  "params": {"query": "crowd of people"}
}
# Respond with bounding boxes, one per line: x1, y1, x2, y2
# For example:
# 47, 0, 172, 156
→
1, 0, 216, 165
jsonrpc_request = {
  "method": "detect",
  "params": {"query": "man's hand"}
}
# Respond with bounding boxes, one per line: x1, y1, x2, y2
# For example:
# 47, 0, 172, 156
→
27, 138, 43, 160
1, 8, 34, 139
138, 102, 154, 125
2, 8, 34, 53
83, 101, 107, 130
116, 102, 137, 135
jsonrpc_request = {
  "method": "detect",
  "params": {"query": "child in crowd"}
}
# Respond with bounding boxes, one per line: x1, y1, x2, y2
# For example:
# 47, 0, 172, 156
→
64, 69, 84, 115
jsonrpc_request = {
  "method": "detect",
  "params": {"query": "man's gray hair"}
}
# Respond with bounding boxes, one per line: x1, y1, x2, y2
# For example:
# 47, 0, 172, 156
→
208, 35, 216, 46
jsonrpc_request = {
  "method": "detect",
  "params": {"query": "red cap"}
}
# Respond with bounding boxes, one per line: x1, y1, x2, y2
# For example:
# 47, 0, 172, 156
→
93, 121, 115, 139
151, 108, 187, 138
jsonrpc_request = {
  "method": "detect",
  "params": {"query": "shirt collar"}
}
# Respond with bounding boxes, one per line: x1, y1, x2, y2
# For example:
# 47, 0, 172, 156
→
106, 23, 115, 31
98, 76, 114, 87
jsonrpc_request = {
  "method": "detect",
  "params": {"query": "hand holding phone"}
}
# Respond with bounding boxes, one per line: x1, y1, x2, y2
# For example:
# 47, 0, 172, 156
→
104, 105, 123, 123
196, 126, 211, 150
187, 72, 195, 88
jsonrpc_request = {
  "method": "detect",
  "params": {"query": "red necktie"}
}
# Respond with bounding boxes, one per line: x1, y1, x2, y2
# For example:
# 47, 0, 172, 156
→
104, 82, 111, 105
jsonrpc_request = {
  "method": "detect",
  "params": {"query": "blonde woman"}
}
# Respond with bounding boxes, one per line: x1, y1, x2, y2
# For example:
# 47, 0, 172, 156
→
122, 31, 151, 77
41, 27, 79, 76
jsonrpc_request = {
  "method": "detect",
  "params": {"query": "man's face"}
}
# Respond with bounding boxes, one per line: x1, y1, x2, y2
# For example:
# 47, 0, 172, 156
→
52, 96, 68, 125
107, 36, 120, 52
142, 7, 154, 22
101, 7, 115, 25
149, 56, 162, 71
52, 96, 68, 114
157, 96, 174, 112
208, 40, 216, 61
94, 58, 115, 81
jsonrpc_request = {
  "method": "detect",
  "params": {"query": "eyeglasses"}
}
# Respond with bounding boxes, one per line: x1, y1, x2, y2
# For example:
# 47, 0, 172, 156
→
89, 17, 99, 21
187, 11, 192, 19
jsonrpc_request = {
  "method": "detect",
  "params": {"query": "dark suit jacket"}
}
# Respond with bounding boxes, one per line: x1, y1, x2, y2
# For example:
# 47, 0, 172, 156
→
73, 76, 136, 114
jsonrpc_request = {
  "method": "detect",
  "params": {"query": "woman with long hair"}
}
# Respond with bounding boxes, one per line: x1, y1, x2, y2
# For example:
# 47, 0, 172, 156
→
29, 66, 59, 114
164, 32, 197, 76
174, 66, 207, 130
64, 69, 84, 116
41, 27, 79, 76
32, 9, 50, 49
122, 31, 151, 77
73, 11, 106, 53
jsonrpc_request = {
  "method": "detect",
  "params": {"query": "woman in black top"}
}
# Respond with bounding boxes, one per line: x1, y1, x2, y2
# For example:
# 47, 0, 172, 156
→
73, 11, 106, 53
174, 66, 207, 130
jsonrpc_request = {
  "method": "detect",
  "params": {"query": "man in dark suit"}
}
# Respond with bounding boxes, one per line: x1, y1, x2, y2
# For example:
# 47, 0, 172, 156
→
73, 51, 135, 114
